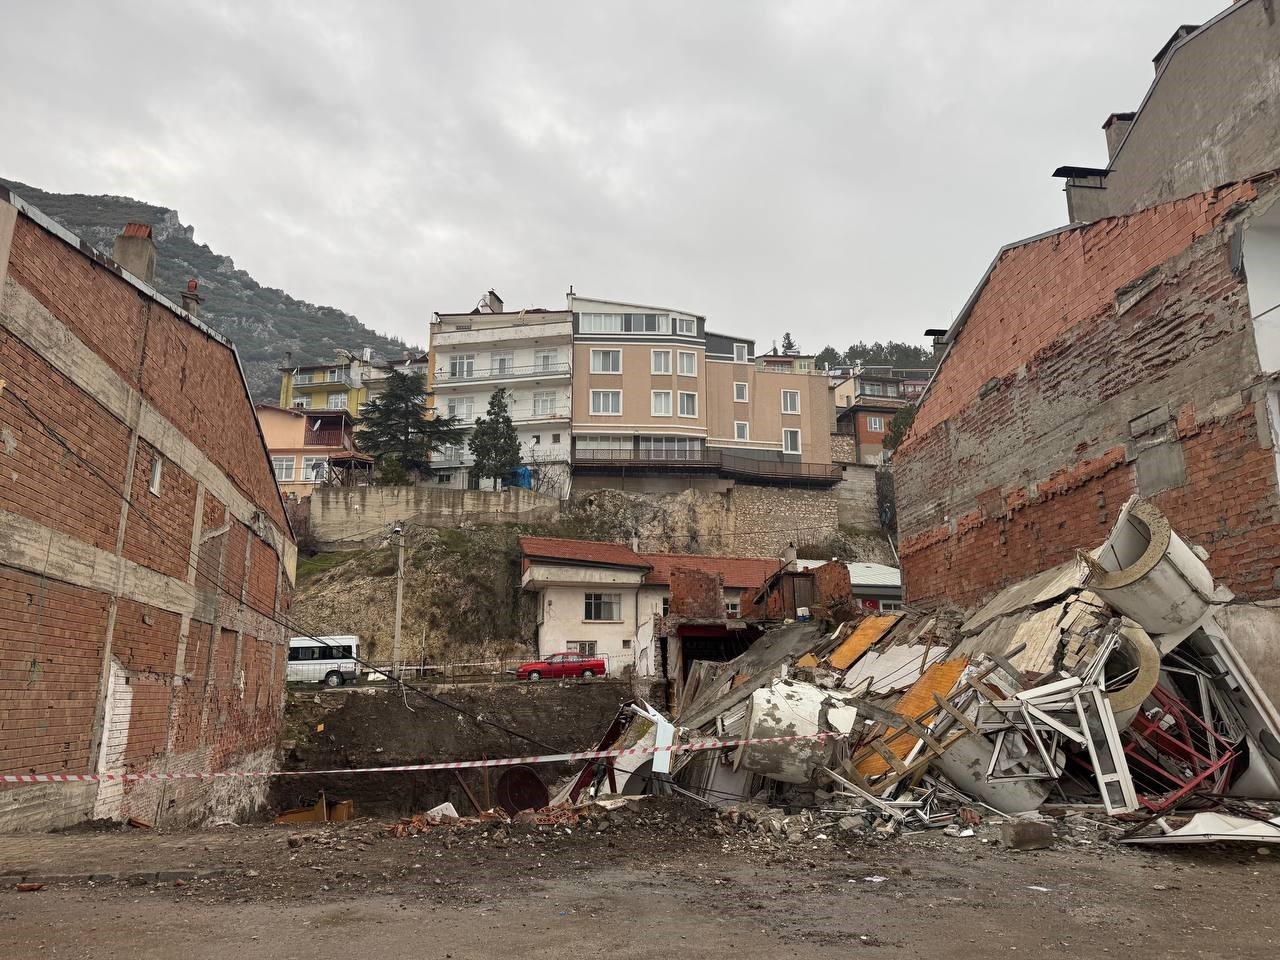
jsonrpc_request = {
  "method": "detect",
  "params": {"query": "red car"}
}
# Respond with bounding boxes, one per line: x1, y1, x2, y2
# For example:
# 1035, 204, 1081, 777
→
514, 652, 606, 681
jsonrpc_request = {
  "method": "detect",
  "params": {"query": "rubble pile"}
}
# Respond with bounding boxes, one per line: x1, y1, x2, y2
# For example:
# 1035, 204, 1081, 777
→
554, 497, 1280, 847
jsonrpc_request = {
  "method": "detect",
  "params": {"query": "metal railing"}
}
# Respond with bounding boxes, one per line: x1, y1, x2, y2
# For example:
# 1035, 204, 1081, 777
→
295, 372, 352, 388
360, 653, 617, 682
572, 447, 841, 483
434, 360, 571, 384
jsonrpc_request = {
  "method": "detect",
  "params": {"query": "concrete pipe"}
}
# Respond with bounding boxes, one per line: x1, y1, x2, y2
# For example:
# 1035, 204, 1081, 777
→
1082, 497, 1215, 636
1102, 618, 1163, 729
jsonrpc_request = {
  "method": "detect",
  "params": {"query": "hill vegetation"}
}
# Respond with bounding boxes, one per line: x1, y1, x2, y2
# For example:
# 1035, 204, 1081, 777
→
0, 177, 420, 399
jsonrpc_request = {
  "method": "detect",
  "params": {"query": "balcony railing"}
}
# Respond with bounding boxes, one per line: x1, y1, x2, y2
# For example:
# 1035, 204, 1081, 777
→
571, 447, 841, 485
304, 429, 347, 447
434, 360, 570, 384
294, 372, 352, 388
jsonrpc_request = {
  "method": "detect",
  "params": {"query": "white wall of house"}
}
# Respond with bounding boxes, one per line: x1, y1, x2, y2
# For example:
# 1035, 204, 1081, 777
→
525, 564, 647, 674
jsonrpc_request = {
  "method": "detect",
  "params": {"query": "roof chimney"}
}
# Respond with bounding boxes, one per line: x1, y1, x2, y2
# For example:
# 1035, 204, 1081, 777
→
924, 327, 948, 360
782, 542, 797, 566
1102, 112, 1136, 160
486, 289, 504, 313
112, 223, 156, 284
180, 278, 202, 316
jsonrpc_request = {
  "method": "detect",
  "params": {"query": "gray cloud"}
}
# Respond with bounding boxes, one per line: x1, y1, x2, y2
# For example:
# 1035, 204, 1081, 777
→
1, 0, 1220, 353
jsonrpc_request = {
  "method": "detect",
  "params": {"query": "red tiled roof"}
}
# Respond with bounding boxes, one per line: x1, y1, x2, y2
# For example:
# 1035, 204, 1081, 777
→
518, 536, 650, 570
518, 537, 780, 589
640, 553, 781, 590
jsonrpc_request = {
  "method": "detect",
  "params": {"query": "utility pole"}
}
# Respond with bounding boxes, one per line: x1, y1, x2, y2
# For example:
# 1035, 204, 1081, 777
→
392, 522, 405, 680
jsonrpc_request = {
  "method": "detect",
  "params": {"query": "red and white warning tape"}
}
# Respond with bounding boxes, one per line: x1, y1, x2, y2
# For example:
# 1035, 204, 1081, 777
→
0, 731, 846, 785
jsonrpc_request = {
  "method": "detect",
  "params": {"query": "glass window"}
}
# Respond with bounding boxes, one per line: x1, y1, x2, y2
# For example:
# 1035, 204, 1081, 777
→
272, 456, 295, 482
677, 317, 696, 335
734, 343, 748, 363
449, 354, 475, 378
781, 390, 800, 414
302, 456, 328, 483
735, 421, 749, 440
867, 416, 885, 432
534, 348, 558, 371
734, 382, 748, 403
591, 349, 621, 373
678, 392, 697, 417
148, 456, 163, 496
577, 435, 628, 450
725, 598, 741, 617
864, 381, 884, 396
579, 313, 670, 334
651, 349, 671, 374
783, 429, 801, 454
492, 352, 514, 375
327, 393, 347, 409
678, 351, 697, 376
292, 394, 312, 409
640, 436, 701, 459
532, 390, 556, 416
590, 390, 622, 414
326, 369, 339, 382
294, 373, 314, 385
584, 593, 622, 621
570, 641, 598, 656
651, 390, 672, 416
446, 397, 475, 419
551, 433, 561, 443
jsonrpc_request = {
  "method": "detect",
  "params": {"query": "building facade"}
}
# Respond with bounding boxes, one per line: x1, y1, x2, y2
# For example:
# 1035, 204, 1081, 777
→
1054, 0, 1280, 222
894, 171, 1280, 699
569, 294, 837, 490
278, 349, 429, 416
0, 189, 296, 830
256, 404, 370, 500
428, 290, 573, 497
519, 536, 780, 676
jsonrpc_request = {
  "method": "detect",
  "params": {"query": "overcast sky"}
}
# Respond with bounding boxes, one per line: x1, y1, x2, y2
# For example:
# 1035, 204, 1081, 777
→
2, 0, 1222, 353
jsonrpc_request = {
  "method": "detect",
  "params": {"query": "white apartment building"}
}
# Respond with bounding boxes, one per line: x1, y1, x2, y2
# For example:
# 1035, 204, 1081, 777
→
428, 291, 573, 497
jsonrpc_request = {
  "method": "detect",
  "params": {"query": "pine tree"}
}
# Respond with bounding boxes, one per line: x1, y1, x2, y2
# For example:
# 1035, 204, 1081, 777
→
469, 388, 522, 483
357, 371, 464, 482
884, 403, 918, 451
814, 346, 842, 369
781, 331, 797, 353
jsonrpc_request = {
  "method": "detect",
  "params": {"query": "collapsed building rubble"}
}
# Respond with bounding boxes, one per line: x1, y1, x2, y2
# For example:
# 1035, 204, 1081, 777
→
552, 497, 1280, 844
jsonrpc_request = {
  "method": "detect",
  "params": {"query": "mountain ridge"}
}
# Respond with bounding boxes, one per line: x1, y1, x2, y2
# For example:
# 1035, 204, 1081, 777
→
0, 177, 421, 399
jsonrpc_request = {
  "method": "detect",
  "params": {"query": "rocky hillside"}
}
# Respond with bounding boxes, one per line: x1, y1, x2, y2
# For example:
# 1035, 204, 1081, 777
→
0, 177, 419, 399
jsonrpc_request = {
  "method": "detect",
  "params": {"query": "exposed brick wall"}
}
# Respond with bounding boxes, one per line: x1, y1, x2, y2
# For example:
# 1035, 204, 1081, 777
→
908, 181, 1257, 441
123, 441, 198, 580
897, 176, 1280, 611
0, 204, 293, 828
812, 560, 852, 608
669, 567, 724, 618
0, 571, 109, 777
0, 326, 131, 554
6, 216, 286, 532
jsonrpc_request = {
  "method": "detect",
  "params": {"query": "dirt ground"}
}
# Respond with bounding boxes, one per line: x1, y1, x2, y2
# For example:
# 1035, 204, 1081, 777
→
2, 798, 1277, 960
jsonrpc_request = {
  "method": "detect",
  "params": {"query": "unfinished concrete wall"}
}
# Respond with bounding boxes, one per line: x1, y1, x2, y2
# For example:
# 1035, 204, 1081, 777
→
834, 463, 878, 528
897, 177, 1280, 622
311, 485, 560, 548
1066, 0, 1280, 222
0, 191, 293, 831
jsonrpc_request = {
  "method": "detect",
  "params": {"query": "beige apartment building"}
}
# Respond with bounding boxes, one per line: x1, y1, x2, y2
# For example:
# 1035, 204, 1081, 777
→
569, 295, 837, 489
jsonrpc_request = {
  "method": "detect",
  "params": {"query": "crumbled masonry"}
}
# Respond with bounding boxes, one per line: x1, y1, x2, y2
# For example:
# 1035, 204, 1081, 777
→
505, 496, 1280, 847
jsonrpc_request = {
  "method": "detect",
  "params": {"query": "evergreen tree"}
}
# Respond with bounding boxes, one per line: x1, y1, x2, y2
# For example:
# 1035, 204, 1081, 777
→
843, 340, 937, 369
469, 388, 522, 483
357, 370, 464, 482
781, 331, 797, 352
814, 346, 843, 369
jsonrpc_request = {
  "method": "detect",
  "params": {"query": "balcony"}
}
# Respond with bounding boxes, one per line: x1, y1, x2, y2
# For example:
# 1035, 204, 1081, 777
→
303, 429, 348, 448
434, 360, 571, 385
513, 405, 570, 423
431, 319, 572, 349
571, 448, 841, 487
294, 372, 352, 389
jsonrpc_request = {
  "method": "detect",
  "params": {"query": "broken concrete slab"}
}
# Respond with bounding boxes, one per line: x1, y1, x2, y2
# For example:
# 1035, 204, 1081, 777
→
1000, 820, 1054, 850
